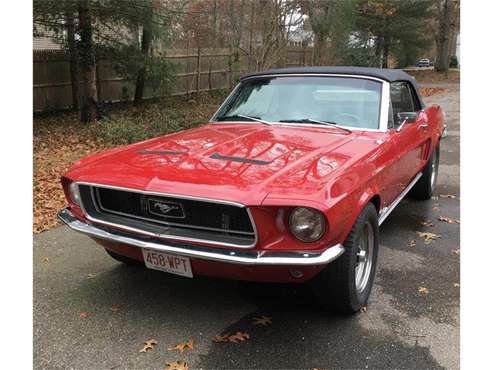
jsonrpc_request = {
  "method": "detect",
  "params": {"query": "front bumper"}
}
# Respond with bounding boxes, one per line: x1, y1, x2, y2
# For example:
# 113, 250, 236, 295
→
58, 208, 345, 266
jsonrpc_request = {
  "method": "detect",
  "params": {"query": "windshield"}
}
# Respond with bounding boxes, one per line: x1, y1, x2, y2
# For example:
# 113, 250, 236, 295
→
214, 76, 382, 129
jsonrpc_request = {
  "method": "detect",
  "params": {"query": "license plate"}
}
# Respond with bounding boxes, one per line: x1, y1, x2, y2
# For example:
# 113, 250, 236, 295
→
142, 249, 193, 278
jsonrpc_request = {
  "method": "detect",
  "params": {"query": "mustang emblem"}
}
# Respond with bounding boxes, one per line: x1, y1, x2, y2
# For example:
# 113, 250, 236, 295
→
148, 199, 185, 218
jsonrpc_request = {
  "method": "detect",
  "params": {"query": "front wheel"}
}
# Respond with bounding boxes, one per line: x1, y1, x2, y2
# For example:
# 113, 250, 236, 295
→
311, 203, 379, 314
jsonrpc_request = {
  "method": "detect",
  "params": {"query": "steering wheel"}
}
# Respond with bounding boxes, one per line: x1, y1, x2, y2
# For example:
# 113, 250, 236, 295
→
332, 113, 361, 127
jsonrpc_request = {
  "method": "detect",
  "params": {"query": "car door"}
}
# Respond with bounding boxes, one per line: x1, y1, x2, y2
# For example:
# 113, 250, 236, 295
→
388, 81, 430, 194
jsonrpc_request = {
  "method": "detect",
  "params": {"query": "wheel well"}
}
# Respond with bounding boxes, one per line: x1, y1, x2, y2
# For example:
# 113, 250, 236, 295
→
369, 195, 381, 213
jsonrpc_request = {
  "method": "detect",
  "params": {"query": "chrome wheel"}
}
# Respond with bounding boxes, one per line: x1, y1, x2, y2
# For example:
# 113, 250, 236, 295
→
355, 221, 374, 293
430, 150, 438, 190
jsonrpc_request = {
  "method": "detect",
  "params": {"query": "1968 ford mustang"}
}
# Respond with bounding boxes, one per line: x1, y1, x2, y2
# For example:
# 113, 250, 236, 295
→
58, 67, 444, 313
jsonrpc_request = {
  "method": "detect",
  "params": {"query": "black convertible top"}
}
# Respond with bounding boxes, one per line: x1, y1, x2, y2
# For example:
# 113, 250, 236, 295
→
241, 66, 423, 107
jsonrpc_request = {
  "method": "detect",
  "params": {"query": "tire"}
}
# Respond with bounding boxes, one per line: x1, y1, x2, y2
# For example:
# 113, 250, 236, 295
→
105, 249, 142, 266
410, 143, 440, 200
311, 203, 379, 314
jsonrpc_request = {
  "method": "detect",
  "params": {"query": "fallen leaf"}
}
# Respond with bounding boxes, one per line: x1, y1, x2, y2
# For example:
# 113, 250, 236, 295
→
168, 339, 193, 353
43, 257, 50, 262
228, 331, 250, 343
165, 360, 189, 370
360, 306, 367, 313
418, 287, 429, 295
408, 239, 417, 248
420, 221, 433, 227
87, 273, 96, 279
453, 283, 460, 288
212, 334, 230, 343
110, 304, 121, 312
438, 216, 458, 224
79, 311, 90, 318
452, 249, 460, 256
252, 316, 272, 326
417, 232, 441, 244
439, 194, 456, 199
139, 339, 157, 353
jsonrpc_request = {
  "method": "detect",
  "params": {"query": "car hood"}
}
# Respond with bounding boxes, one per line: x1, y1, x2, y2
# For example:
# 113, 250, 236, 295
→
66, 123, 376, 206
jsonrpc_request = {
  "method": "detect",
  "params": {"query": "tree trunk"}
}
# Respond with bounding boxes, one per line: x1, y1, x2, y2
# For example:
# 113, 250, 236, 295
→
313, 32, 327, 66
435, 0, 452, 72
77, 0, 98, 123
65, 11, 79, 111
382, 37, 390, 68
134, 22, 152, 106
374, 36, 383, 68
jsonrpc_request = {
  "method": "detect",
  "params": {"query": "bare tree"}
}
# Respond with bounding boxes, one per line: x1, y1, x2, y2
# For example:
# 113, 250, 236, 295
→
435, 0, 460, 72
78, 0, 99, 123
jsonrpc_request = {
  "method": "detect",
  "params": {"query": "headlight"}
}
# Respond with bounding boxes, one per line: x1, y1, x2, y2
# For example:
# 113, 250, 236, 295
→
288, 207, 326, 242
68, 182, 81, 206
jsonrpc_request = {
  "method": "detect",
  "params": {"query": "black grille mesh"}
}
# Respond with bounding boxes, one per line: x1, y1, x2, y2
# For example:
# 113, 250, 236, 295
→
93, 186, 254, 235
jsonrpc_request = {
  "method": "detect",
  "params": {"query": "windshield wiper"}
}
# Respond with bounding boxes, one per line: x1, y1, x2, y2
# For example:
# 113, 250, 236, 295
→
279, 118, 352, 133
216, 114, 272, 125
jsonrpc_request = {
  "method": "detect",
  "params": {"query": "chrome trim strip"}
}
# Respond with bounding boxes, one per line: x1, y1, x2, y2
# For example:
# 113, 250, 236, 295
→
378, 172, 423, 226
209, 73, 389, 133
58, 208, 345, 266
75, 182, 259, 249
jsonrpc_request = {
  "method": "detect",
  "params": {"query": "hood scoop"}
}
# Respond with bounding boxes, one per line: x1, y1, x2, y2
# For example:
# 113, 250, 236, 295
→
137, 149, 187, 155
210, 152, 273, 165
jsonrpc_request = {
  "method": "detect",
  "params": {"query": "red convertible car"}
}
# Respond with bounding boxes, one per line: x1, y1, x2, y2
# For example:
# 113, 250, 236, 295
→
59, 67, 444, 313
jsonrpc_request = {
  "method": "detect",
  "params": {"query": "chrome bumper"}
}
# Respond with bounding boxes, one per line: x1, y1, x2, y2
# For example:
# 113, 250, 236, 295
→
58, 208, 345, 266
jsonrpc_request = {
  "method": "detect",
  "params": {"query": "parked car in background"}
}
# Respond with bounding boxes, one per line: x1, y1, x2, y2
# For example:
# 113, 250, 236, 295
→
58, 67, 445, 314
416, 58, 431, 68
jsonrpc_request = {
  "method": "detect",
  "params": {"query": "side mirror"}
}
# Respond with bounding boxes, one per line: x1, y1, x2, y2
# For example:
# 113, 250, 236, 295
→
396, 112, 418, 132
397, 112, 418, 124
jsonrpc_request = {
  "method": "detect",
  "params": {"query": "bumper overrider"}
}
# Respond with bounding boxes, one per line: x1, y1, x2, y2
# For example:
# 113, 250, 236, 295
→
58, 208, 345, 267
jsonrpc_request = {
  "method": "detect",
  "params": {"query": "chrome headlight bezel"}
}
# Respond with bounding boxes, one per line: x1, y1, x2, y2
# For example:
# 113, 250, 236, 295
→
288, 207, 326, 242
68, 182, 81, 206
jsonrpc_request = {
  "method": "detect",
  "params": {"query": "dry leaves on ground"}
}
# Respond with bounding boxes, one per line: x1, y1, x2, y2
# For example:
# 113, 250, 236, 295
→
139, 338, 158, 353
213, 331, 250, 344
452, 249, 460, 256
228, 331, 250, 343
408, 239, 417, 248
165, 360, 189, 370
212, 334, 230, 343
168, 339, 193, 353
79, 311, 90, 318
438, 216, 460, 224
417, 231, 441, 244
420, 221, 434, 227
418, 87, 447, 97
252, 316, 272, 326
418, 287, 430, 295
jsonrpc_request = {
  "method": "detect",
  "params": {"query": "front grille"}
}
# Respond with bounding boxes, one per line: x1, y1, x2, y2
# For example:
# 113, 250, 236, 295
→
78, 184, 256, 247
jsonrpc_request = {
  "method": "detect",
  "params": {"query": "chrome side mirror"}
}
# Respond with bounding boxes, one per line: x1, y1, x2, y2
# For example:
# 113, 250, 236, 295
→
396, 112, 418, 132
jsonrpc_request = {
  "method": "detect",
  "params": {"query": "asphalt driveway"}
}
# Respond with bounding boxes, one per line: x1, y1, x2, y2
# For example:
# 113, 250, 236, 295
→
34, 84, 460, 370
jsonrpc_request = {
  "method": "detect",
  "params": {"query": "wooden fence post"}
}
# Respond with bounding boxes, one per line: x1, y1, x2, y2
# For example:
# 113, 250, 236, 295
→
196, 47, 201, 94
208, 62, 212, 91
228, 53, 233, 89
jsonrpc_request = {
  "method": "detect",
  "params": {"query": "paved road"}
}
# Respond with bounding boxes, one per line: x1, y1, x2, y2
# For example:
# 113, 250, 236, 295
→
34, 85, 460, 370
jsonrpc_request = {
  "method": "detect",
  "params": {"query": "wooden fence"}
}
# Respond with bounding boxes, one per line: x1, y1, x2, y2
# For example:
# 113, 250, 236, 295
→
33, 47, 314, 112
